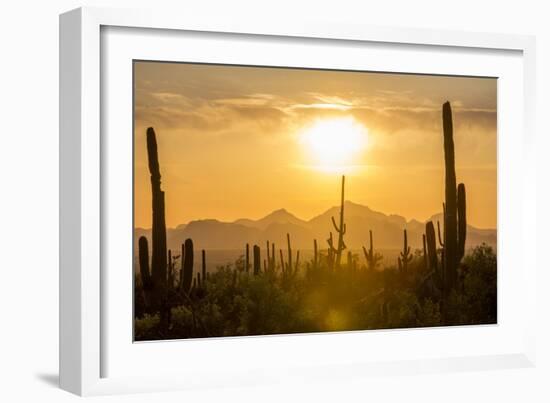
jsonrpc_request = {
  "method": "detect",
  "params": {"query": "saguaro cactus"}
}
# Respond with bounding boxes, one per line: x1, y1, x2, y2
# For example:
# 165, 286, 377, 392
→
327, 232, 336, 268
245, 243, 250, 273
398, 229, 413, 273
271, 242, 276, 270
180, 238, 194, 294
286, 233, 293, 271
266, 241, 276, 271
253, 245, 261, 275
363, 230, 382, 271
425, 222, 438, 273
441, 102, 468, 291
442, 102, 459, 289
457, 183, 467, 261
146, 127, 167, 290
313, 239, 318, 269
201, 249, 206, 286
330, 175, 347, 266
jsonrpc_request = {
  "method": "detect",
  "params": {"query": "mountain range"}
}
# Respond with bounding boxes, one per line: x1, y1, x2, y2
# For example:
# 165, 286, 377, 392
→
134, 201, 496, 254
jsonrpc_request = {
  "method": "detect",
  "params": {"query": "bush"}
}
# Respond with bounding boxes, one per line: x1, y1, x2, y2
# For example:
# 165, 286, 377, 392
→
134, 245, 497, 341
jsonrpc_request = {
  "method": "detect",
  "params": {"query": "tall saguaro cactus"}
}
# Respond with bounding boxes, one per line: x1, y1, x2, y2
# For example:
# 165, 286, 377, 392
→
146, 127, 168, 290
441, 102, 467, 292
329, 175, 347, 267
442, 102, 458, 290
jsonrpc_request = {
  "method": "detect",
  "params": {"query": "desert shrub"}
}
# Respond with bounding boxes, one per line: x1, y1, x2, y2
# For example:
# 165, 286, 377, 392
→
134, 313, 160, 340
134, 245, 497, 340
446, 243, 497, 325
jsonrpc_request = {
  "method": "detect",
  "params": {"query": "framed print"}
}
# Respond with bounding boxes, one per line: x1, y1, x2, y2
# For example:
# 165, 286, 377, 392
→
60, 7, 537, 396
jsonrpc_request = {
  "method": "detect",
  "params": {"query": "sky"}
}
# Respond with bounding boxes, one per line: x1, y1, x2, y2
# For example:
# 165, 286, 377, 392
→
134, 61, 497, 229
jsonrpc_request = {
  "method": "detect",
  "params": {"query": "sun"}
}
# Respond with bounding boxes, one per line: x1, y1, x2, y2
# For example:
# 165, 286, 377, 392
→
299, 117, 368, 172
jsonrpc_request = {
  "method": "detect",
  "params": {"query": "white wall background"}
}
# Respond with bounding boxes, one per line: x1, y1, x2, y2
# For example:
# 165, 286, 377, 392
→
0, 0, 548, 401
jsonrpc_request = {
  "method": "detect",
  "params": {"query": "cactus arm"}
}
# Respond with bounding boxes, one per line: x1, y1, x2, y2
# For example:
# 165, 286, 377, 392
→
362, 246, 369, 263
442, 101, 458, 290
437, 220, 444, 247
331, 216, 340, 232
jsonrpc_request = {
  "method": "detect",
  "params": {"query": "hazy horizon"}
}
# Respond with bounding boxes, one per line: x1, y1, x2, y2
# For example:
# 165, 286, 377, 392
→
134, 62, 497, 229
133, 200, 496, 231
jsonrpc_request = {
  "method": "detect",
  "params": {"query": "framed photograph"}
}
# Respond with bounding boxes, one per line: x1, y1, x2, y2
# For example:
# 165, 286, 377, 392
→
60, 7, 537, 396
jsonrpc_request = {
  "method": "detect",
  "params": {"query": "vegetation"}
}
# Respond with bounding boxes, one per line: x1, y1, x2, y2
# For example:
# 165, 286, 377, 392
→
134, 102, 497, 341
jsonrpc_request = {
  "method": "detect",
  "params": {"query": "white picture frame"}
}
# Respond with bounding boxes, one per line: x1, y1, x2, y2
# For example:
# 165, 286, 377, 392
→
60, 6, 537, 396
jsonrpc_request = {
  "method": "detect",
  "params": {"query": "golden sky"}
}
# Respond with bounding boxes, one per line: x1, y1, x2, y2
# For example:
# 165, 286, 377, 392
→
134, 62, 497, 229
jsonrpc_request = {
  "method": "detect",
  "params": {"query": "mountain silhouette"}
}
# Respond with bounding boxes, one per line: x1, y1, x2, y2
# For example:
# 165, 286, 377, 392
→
234, 208, 307, 230
134, 201, 496, 254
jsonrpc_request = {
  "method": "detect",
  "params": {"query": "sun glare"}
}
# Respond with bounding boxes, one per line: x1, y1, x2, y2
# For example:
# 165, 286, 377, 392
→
300, 117, 368, 172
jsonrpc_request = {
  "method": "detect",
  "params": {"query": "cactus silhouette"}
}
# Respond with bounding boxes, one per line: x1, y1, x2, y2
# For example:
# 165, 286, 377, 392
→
313, 239, 318, 269
442, 102, 459, 289
180, 238, 194, 294
425, 221, 438, 273
457, 183, 467, 261
266, 241, 276, 271
271, 243, 276, 271
441, 102, 467, 292
362, 230, 382, 271
245, 243, 250, 273
286, 233, 293, 271
201, 249, 207, 288
253, 245, 261, 275
146, 127, 167, 292
330, 175, 347, 266
398, 229, 413, 273
327, 232, 337, 269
